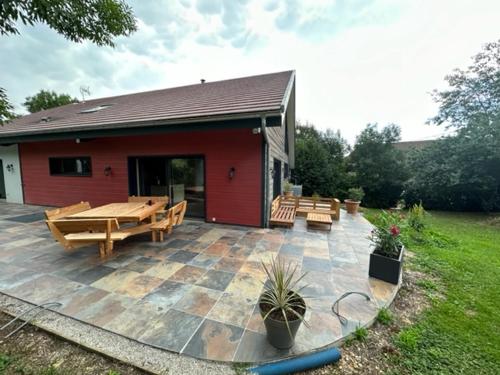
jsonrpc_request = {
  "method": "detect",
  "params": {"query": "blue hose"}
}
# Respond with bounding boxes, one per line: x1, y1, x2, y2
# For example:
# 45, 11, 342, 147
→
249, 348, 341, 375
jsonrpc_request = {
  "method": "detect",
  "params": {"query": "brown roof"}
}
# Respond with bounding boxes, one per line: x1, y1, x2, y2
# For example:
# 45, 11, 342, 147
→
0, 70, 294, 139
393, 140, 435, 151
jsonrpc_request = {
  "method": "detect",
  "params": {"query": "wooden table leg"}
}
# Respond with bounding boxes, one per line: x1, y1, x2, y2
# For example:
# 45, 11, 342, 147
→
98, 242, 106, 258
106, 240, 114, 256
151, 213, 157, 242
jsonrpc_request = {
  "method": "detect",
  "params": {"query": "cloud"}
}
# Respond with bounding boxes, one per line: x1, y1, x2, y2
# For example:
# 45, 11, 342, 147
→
1, 0, 499, 144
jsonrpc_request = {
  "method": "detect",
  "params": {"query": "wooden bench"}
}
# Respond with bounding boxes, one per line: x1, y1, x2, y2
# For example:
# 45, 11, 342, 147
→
45, 201, 91, 220
46, 218, 133, 257
128, 195, 169, 217
151, 201, 187, 242
306, 212, 333, 230
269, 196, 296, 228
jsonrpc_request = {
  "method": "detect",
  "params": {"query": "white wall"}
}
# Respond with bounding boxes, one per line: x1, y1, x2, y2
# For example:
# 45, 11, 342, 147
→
0, 144, 24, 204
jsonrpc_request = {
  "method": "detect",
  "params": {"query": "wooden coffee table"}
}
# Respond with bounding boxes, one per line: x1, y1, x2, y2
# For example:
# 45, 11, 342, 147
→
306, 212, 333, 230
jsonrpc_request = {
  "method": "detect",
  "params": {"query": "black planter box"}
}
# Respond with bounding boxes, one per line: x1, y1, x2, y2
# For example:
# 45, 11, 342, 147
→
369, 246, 404, 285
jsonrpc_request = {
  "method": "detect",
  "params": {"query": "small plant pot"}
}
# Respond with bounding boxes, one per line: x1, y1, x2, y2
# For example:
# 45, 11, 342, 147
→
284, 191, 293, 197
259, 297, 305, 349
369, 245, 404, 285
344, 199, 361, 214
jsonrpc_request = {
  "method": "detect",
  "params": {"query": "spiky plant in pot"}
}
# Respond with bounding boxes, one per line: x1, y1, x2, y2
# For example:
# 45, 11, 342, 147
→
259, 256, 308, 349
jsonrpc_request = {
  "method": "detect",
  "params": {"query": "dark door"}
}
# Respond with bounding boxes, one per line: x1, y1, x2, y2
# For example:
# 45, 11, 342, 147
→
128, 156, 205, 218
169, 158, 205, 218
0, 160, 5, 199
273, 158, 281, 198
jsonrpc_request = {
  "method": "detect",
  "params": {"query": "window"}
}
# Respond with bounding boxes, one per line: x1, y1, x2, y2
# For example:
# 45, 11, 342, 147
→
49, 157, 92, 176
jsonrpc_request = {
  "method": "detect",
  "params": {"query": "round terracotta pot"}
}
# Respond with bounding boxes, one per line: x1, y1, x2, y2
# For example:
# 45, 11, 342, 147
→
259, 296, 305, 349
344, 199, 361, 214
284, 191, 293, 197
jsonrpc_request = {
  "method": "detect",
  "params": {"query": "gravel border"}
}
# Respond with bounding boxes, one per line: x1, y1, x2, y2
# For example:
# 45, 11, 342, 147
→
0, 293, 234, 375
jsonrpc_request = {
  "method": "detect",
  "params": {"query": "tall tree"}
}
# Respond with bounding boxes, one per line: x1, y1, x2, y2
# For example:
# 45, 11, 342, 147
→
293, 122, 350, 197
0, 0, 137, 124
0, 87, 16, 125
348, 123, 408, 208
405, 40, 500, 211
0, 0, 137, 46
24, 90, 78, 113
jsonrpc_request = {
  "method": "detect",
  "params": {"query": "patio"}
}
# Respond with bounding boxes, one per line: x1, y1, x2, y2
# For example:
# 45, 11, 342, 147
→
0, 201, 399, 364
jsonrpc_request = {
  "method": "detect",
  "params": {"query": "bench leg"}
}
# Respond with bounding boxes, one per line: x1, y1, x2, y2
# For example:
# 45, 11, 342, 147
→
159, 231, 164, 242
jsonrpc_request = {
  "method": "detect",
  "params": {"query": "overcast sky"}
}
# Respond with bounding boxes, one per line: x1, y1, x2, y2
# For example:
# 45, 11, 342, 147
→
1, 0, 499, 143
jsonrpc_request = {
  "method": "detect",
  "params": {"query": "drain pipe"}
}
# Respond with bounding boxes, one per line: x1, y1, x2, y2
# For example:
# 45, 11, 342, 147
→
249, 347, 341, 375
261, 115, 270, 227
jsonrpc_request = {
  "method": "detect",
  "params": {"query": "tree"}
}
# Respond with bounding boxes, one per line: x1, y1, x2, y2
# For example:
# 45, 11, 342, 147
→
429, 40, 500, 128
0, 0, 137, 46
0, 87, 16, 125
293, 123, 350, 197
348, 123, 408, 208
24, 90, 78, 113
0, 0, 137, 124
405, 40, 500, 211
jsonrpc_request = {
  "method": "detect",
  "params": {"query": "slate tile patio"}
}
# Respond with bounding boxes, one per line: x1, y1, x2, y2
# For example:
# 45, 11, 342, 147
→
0, 201, 400, 363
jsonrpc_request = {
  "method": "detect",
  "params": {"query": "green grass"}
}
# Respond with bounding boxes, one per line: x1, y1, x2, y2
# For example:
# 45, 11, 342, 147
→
353, 326, 368, 342
365, 210, 500, 374
376, 307, 393, 325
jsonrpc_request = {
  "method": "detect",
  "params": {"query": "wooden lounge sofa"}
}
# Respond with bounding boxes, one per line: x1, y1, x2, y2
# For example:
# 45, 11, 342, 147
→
269, 196, 296, 228
280, 196, 340, 221
151, 200, 187, 242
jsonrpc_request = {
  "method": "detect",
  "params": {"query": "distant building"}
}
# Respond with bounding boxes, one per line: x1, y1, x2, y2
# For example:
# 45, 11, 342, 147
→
393, 140, 435, 152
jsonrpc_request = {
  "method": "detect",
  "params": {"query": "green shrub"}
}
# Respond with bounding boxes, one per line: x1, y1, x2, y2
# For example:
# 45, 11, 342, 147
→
347, 187, 365, 202
407, 202, 426, 231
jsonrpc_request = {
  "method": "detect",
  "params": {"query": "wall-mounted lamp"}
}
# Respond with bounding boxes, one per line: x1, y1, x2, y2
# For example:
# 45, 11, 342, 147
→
104, 166, 112, 176
6, 164, 14, 173
228, 167, 236, 180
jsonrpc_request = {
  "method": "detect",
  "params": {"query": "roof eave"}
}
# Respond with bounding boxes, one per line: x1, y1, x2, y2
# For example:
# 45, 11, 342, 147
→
0, 110, 283, 144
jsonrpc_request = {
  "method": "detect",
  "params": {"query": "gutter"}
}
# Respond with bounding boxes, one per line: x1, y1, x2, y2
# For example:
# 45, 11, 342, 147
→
261, 115, 270, 227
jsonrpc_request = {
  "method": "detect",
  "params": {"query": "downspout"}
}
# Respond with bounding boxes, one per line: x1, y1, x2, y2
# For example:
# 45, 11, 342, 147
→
261, 115, 269, 227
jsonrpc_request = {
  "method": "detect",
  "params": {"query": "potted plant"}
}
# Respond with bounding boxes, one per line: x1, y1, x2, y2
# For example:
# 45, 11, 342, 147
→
283, 181, 294, 197
368, 212, 405, 284
259, 257, 308, 349
344, 187, 364, 214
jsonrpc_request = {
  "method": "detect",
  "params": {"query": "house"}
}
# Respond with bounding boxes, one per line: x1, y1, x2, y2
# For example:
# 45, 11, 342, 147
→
393, 140, 435, 152
0, 71, 296, 227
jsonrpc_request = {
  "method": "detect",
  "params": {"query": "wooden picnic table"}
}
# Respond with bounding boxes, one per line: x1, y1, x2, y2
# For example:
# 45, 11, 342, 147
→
68, 201, 165, 242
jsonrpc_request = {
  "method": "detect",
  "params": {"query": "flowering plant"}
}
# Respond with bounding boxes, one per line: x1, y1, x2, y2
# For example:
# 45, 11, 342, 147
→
369, 211, 404, 259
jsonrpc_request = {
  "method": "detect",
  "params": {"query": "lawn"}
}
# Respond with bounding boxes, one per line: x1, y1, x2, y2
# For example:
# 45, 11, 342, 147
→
364, 210, 500, 374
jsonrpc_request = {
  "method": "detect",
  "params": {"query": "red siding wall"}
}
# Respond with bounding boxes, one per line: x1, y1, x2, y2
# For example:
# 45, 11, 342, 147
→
19, 128, 263, 226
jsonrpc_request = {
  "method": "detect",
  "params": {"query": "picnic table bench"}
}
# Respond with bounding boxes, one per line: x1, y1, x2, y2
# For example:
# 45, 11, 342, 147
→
45, 201, 166, 257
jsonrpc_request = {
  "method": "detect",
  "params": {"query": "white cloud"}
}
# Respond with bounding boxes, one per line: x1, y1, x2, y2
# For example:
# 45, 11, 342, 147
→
0, 0, 499, 143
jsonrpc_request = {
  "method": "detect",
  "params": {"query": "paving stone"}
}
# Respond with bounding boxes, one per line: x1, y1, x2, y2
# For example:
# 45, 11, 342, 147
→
196, 269, 235, 291
174, 285, 221, 316
168, 250, 199, 263
183, 319, 243, 361
139, 309, 203, 352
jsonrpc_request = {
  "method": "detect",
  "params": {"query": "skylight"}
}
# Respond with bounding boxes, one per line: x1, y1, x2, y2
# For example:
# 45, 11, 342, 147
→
79, 104, 113, 114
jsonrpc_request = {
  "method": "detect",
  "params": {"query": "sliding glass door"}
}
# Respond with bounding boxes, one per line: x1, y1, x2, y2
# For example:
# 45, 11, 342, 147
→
128, 156, 205, 218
